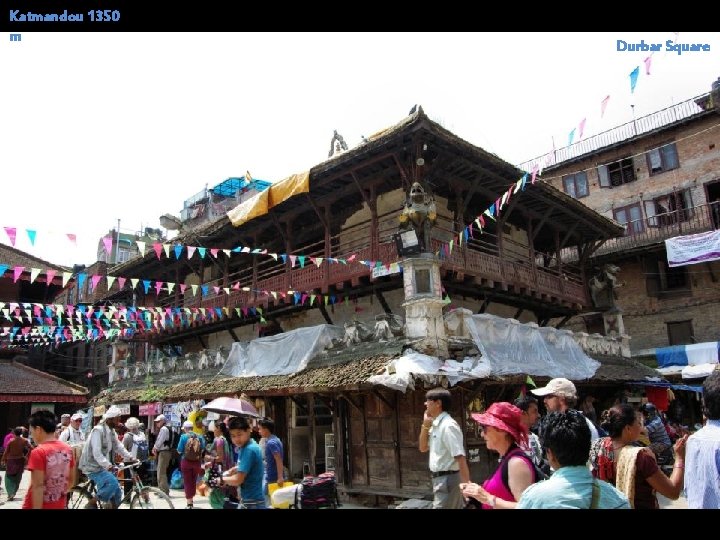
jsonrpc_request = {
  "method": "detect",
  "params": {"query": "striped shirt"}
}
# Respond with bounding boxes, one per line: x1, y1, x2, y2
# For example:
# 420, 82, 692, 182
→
684, 419, 720, 509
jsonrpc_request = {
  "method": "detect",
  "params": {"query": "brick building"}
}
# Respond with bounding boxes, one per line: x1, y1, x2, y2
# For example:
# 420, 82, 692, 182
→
519, 79, 720, 356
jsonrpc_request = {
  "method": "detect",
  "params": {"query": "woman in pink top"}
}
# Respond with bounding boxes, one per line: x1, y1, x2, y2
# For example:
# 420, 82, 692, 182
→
461, 402, 538, 509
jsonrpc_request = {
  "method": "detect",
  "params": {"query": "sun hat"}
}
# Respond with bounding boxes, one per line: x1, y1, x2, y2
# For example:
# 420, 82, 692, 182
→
531, 377, 577, 398
471, 402, 528, 446
154, 414, 166, 423
102, 405, 123, 420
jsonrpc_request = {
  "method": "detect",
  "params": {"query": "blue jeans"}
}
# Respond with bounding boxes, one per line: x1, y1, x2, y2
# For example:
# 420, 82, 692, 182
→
241, 499, 267, 509
88, 470, 122, 507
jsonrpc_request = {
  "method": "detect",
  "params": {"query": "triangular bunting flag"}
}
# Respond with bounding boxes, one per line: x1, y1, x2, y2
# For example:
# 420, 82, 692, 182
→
187, 245, 196, 259
174, 244, 183, 259
106, 275, 116, 290
29, 267, 41, 284
13, 266, 25, 283
90, 275, 102, 291
191, 284, 198, 296
152, 243, 162, 259
102, 236, 113, 255
118, 277, 126, 290
45, 269, 57, 286
4, 227, 17, 246
131, 278, 140, 290
136, 240, 146, 256
162, 244, 171, 259
210, 248, 219, 258
26, 229, 37, 245
198, 247, 206, 259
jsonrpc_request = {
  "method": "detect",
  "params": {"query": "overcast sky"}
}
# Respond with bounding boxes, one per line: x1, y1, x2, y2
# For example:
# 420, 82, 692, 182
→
2, 31, 718, 268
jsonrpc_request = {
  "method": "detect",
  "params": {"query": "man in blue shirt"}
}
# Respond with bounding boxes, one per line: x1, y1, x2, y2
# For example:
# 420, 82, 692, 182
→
259, 418, 285, 507
517, 410, 629, 509
222, 416, 265, 508
684, 369, 720, 508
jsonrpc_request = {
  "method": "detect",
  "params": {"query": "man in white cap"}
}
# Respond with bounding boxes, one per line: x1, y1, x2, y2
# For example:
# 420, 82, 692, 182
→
151, 414, 173, 495
532, 378, 599, 442
59, 413, 86, 444
78, 405, 137, 508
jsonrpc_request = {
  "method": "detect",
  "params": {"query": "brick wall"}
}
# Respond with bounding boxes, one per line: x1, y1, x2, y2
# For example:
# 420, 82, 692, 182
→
546, 115, 720, 218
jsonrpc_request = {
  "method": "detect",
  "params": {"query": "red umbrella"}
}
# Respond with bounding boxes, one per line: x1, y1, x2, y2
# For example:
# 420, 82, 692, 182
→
202, 396, 260, 418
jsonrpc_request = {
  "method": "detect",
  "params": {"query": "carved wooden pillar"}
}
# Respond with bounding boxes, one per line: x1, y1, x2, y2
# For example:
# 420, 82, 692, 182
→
223, 253, 230, 307
555, 228, 564, 294
284, 221, 293, 291
324, 206, 331, 291
369, 185, 378, 261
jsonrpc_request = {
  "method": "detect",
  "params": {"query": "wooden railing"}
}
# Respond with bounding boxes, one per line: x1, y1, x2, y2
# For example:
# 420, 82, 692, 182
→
162, 216, 590, 311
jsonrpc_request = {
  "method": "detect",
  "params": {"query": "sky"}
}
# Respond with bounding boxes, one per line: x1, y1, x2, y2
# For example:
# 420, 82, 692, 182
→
2, 31, 718, 268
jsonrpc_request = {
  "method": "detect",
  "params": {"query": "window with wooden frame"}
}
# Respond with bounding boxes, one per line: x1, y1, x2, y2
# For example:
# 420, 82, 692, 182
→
598, 157, 636, 188
644, 253, 691, 298
562, 171, 589, 199
646, 142, 679, 175
613, 203, 644, 235
667, 320, 694, 346
644, 189, 693, 227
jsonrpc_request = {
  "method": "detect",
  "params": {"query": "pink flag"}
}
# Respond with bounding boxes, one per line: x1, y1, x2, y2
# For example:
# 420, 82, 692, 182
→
90, 275, 102, 291
600, 95, 610, 118
13, 266, 24, 283
118, 277, 126, 290
213, 286, 220, 295
210, 248, 219, 258
45, 269, 57, 286
644, 55, 652, 75
102, 236, 113, 255
4, 227, 16, 246
180, 283, 187, 294
155, 281, 164, 295
67, 233, 77, 246
578, 118, 587, 140
153, 243, 163, 260
187, 245, 196, 259
531, 163, 539, 184
289, 255, 297, 267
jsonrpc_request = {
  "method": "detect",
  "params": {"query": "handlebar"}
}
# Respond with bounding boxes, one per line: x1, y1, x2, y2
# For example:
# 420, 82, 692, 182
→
114, 461, 143, 471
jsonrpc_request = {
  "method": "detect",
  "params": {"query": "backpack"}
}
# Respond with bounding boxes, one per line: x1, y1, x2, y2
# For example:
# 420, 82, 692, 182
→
500, 446, 547, 495
183, 434, 201, 462
132, 432, 149, 462
296, 471, 338, 509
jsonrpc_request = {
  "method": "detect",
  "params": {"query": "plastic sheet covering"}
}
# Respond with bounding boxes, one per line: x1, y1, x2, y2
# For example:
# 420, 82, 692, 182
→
367, 350, 493, 392
226, 188, 269, 227
465, 313, 600, 380
219, 324, 345, 377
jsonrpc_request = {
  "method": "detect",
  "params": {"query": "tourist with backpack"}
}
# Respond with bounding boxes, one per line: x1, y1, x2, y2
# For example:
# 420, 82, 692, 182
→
121, 417, 149, 497
151, 414, 173, 495
177, 420, 205, 509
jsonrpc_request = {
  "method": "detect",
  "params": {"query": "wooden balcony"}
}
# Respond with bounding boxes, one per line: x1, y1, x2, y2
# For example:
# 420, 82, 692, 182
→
593, 202, 720, 258
174, 217, 589, 313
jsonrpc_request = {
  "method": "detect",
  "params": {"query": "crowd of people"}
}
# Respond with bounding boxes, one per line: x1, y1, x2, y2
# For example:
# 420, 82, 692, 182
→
0, 406, 287, 510
420, 369, 720, 509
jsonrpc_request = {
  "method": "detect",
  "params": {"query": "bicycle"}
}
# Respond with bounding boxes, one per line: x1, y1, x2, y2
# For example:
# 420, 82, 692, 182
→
66, 462, 175, 509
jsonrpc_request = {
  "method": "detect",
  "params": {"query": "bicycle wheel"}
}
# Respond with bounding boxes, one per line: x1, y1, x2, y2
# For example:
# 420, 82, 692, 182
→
129, 487, 175, 509
66, 486, 94, 509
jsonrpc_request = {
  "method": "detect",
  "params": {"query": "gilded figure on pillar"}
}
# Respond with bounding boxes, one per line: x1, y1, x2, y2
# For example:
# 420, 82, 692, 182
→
398, 182, 437, 253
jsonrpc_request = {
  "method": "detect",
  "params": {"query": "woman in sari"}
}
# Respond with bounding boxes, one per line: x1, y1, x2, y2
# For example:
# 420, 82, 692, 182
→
1, 427, 30, 501
590, 404, 687, 509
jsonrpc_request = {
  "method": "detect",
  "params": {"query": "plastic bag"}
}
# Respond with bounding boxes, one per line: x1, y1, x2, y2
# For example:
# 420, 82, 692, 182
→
170, 467, 184, 490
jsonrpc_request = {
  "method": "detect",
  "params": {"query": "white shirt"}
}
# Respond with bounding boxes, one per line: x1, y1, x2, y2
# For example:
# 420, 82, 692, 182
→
59, 425, 85, 444
428, 411, 465, 473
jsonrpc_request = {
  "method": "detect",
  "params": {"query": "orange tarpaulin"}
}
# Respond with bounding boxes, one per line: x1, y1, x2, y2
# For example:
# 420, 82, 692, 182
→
268, 171, 309, 208
227, 171, 309, 227
227, 189, 269, 227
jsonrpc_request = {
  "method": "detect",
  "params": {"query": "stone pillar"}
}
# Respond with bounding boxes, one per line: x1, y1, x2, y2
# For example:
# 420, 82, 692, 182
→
402, 254, 448, 358
602, 307, 626, 336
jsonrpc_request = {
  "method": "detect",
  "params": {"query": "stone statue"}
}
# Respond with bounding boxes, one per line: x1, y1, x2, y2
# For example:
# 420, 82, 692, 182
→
589, 264, 625, 309
398, 182, 437, 253
328, 130, 349, 158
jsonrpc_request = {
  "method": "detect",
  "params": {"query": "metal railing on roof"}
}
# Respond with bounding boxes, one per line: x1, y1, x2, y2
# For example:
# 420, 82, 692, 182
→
517, 92, 711, 173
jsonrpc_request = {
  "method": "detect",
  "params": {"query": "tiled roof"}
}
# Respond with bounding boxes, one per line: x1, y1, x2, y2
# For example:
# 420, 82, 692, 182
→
0, 361, 89, 396
93, 353, 398, 405
0, 243, 67, 272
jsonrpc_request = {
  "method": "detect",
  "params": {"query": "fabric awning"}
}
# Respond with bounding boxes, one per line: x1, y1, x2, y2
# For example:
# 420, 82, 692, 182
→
227, 171, 309, 227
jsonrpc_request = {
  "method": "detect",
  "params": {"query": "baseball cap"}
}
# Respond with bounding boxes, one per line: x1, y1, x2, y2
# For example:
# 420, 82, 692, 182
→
71, 413, 84, 421
531, 377, 577, 398
154, 414, 166, 423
